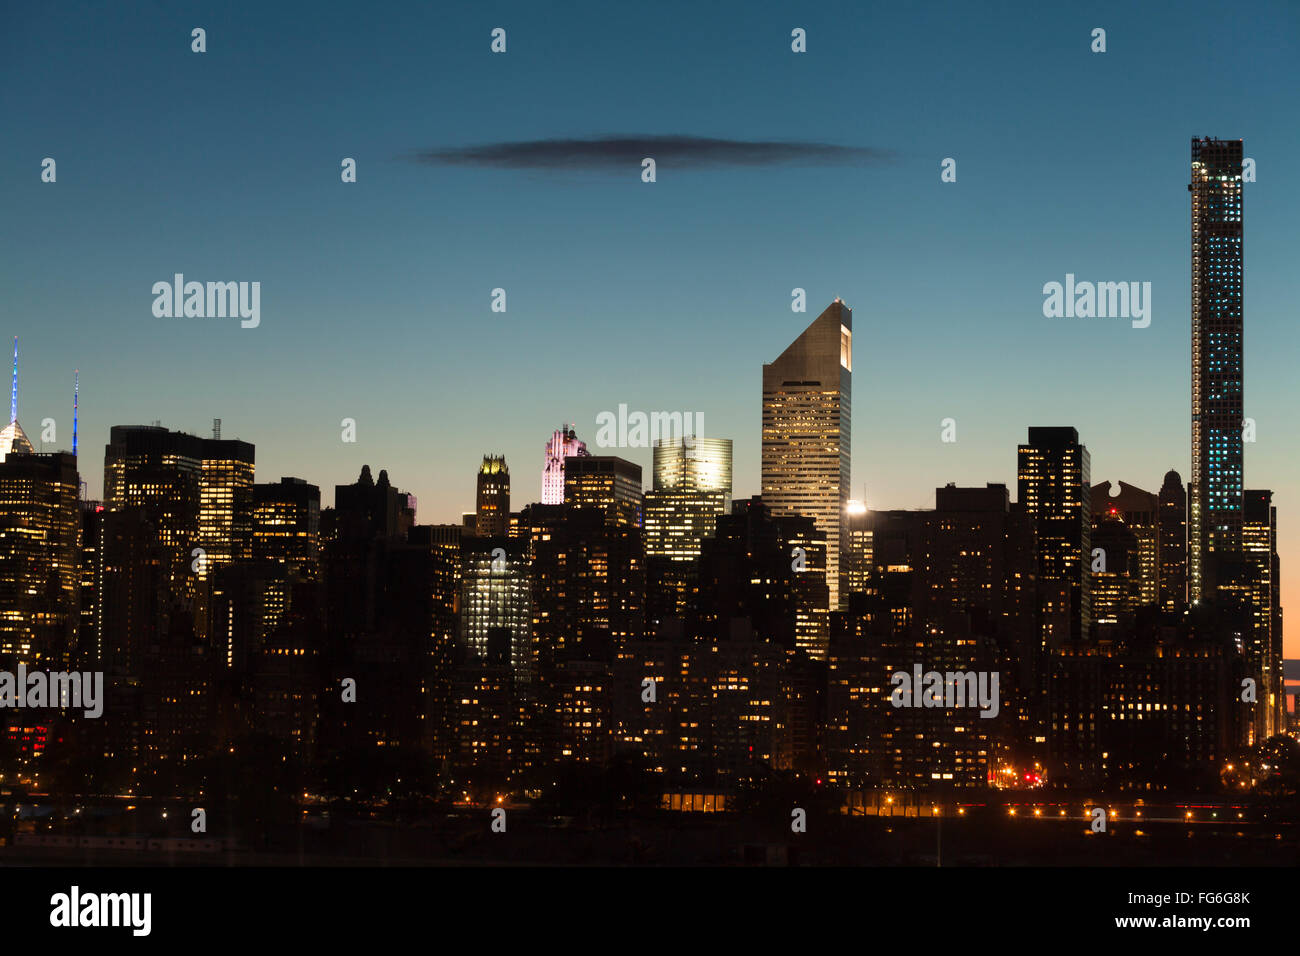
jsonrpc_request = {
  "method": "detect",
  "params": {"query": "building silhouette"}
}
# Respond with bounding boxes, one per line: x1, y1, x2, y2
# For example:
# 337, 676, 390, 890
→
1158, 470, 1188, 613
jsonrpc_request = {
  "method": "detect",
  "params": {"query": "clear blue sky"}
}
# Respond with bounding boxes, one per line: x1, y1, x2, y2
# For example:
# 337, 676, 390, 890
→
3, 0, 1297, 647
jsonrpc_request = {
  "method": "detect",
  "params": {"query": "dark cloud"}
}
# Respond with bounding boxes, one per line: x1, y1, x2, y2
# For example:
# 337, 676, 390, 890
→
411, 135, 896, 171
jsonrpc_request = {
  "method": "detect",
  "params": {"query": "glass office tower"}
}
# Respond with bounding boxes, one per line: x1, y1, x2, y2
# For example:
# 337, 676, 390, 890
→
1188, 137, 1245, 604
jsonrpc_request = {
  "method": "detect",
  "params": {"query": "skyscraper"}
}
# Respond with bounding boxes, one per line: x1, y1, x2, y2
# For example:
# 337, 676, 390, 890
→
563, 455, 642, 528
0, 452, 80, 663
0, 338, 34, 465
1090, 505, 1141, 632
334, 464, 408, 540
643, 437, 732, 624
475, 455, 510, 537
1189, 137, 1245, 604
251, 477, 321, 582
1090, 480, 1160, 615
541, 425, 588, 505
1241, 489, 1281, 737
103, 426, 203, 611
459, 537, 532, 676
1158, 470, 1188, 612
762, 299, 852, 617
103, 424, 256, 657
1018, 427, 1091, 644
197, 435, 256, 577
0, 339, 80, 664
839, 499, 871, 600
697, 497, 826, 654
652, 436, 733, 509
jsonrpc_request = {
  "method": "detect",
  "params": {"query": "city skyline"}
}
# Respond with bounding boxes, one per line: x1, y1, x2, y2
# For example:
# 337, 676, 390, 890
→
4, 2, 1297, 657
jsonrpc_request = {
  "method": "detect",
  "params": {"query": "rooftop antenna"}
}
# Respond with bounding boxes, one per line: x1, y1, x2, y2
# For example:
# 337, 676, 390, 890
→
72, 370, 79, 456
9, 337, 17, 424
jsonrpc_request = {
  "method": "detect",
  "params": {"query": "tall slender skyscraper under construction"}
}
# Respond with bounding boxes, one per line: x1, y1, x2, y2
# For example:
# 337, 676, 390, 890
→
1188, 137, 1245, 605
762, 299, 852, 641
476, 455, 510, 537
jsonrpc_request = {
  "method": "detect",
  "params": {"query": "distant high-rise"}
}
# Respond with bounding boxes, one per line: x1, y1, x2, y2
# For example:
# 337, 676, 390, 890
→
459, 537, 532, 677
1090, 480, 1160, 618
1158, 470, 1188, 612
1018, 427, 1091, 644
1241, 490, 1281, 738
251, 477, 321, 582
104, 425, 253, 596
644, 437, 732, 623
697, 497, 826, 654
1189, 137, 1245, 604
198, 438, 256, 576
526, 502, 644, 661
541, 425, 588, 505
762, 299, 852, 615
564, 455, 642, 528
840, 499, 871, 599
475, 455, 510, 537
0, 340, 78, 662
0, 338, 34, 465
841, 484, 1035, 788
1090, 502, 1142, 632
0, 452, 80, 663
102, 424, 255, 656
78, 500, 104, 663
334, 465, 408, 540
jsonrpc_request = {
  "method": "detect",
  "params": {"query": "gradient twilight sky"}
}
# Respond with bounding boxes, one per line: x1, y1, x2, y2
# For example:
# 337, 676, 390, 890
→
3, 1, 1298, 650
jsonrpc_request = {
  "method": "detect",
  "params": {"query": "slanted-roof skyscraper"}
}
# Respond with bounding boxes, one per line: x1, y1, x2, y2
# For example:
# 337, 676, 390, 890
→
761, 299, 852, 629
1189, 137, 1245, 604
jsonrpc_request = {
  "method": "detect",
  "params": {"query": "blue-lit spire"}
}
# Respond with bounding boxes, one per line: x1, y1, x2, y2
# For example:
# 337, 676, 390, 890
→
9, 337, 16, 424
